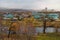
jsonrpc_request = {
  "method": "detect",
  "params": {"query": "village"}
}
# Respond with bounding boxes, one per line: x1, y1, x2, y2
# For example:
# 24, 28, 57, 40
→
0, 8, 60, 40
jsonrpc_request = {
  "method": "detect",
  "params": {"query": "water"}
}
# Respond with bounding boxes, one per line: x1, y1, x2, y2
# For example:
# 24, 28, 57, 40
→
0, 27, 9, 34
0, 26, 60, 34
45, 27, 56, 33
35, 27, 56, 33
57, 28, 60, 32
35, 27, 43, 33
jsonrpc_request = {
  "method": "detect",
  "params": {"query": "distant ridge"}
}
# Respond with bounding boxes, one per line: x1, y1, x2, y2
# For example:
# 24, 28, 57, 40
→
0, 8, 37, 12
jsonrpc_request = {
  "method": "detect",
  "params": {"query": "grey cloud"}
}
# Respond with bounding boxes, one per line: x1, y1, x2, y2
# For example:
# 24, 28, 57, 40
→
0, 0, 60, 10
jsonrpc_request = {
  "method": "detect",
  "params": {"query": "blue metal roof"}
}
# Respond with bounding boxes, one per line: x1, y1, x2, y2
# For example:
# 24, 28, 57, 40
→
3, 13, 14, 18
48, 14, 59, 19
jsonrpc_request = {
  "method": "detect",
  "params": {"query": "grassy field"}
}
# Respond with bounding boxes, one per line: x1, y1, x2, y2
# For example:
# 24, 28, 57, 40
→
0, 33, 60, 40
35, 33, 60, 40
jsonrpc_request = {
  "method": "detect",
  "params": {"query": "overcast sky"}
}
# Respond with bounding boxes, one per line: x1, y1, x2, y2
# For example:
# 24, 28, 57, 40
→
0, 0, 60, 10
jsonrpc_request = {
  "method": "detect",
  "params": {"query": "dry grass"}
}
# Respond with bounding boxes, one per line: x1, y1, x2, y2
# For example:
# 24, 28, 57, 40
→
0, 33, 60, 40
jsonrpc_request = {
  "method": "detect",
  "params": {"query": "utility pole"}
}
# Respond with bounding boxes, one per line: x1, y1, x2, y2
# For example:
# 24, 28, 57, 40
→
43, 7, 48, 34
43, 19, 46, 33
